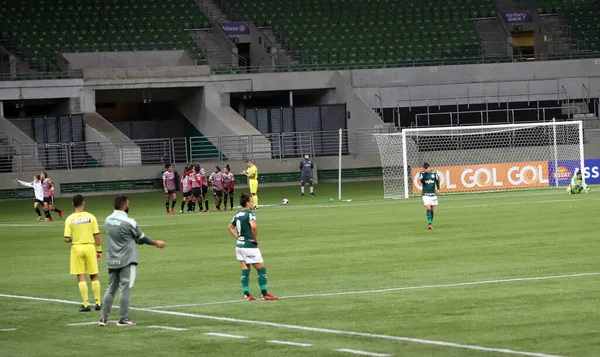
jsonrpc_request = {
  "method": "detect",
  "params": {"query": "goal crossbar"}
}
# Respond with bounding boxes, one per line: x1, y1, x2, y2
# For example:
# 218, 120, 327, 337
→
373, 121, 585, 199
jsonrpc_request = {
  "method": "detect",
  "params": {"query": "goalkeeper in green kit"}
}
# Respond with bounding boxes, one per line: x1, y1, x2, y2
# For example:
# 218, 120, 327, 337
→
567, 169, 590, 194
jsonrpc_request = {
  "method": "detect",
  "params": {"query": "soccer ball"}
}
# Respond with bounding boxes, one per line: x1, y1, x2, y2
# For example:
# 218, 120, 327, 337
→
282, 198, 289, 205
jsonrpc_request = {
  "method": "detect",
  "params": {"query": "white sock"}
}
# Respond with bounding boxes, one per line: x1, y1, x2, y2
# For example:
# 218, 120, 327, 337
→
301, 186, 305, 194
310, 186, 314, 193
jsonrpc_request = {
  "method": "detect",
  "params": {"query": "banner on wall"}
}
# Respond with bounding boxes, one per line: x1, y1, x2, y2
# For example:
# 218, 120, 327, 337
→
502, 11, 534, 23
221, 22, 250, 35
548, 159, 600, 186
411, 162, 550, 194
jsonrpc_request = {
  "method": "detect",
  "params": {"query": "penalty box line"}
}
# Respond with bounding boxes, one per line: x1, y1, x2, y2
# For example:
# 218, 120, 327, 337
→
146, 272, 600, 310
0, 293, 570, 357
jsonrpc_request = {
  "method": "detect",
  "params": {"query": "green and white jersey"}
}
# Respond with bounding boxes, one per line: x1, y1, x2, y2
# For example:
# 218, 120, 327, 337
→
419, 170, 440, 196
104, 210, 149, 269
231, 210, 257, 248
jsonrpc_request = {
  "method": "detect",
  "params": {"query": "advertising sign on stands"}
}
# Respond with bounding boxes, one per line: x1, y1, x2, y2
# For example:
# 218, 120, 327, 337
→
502, 11, 534, 23
221, 22, 250, 35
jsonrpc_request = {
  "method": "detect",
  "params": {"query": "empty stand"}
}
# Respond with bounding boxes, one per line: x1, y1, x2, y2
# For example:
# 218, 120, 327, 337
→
532, 0, 600, 52
217, 0, 496, 65
0, 0, 209, 69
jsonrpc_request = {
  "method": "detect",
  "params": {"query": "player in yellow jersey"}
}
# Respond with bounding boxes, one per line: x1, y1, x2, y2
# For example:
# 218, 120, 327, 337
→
63, 194, 103, 312
242, 160, 259, 209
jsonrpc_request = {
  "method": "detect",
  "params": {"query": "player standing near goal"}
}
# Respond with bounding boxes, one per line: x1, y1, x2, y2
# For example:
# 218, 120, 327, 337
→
40, 172, 63, 222
63, 194, 103, 312
242, 160, 259, 209
100, 195, 167, 326
299, 152, 315, 197
15, 175, 44, 221
222, 165, 235, 211
228, 193, 277, 301
162, 164, 177, 215
418, 162, 440, 230
567, 168, 590, 194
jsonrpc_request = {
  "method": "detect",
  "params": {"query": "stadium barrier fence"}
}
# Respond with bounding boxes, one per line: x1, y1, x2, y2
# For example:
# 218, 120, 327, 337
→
2, 130, 387, 173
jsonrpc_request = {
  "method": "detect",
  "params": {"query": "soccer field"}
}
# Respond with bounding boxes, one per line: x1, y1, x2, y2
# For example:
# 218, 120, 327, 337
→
0, 182, 598, 357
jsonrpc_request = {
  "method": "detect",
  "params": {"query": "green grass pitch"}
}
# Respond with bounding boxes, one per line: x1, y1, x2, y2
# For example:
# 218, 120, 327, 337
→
0, 182, 598, 357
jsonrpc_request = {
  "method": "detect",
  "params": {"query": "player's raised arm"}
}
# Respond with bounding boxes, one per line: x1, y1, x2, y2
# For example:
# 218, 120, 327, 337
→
16, 179, 34, 188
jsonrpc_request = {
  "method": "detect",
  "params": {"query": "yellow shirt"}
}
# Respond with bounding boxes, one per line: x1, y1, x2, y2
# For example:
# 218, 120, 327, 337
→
247, 165, 258, 182
64, 212, 99, 245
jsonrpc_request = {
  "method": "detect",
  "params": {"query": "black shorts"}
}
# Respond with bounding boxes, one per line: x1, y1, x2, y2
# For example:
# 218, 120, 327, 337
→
301, 174, 313, 184
192, 187, 202, 197
43, 196, 54, 205
213, 188, 223, 197
164, 189, 176, 195
183, 191, 191, 198
34, 199, 43, 205
201, 185, 208, 195
224, 189, 234, 196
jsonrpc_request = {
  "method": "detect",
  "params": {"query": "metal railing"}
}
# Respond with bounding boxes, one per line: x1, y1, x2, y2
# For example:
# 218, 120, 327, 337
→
1, 131, 379, 173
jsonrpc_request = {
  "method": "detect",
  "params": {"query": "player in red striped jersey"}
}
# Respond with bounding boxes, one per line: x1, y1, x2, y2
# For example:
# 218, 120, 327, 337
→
222, 165, 235, 211
162, 164, 177, 215
190, 165, 204, 213
199, 165, 210, 212
40, 172, 63, 222
180, 165, 193, 213
209, 166, 224, 212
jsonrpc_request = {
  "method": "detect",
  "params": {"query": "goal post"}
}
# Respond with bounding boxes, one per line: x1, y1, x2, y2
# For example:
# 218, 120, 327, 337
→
374, 121, 585, 199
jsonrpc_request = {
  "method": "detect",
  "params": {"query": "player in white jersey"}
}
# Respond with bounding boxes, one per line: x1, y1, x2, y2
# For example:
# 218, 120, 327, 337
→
162, 164, 177, 215
199, 165, 210, 212
180, 165, 193, 213
222, 165, 235, 211
209, 166, 224, 212
15, 175, 44, 221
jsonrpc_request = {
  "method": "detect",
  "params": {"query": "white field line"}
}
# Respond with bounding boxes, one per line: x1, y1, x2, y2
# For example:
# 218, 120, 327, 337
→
1, 196, 596, 228
148, 325, 188, 331
0, 328, 17, 332
204, 332, 247, 339
335, 348, 391, 357
67, 321, 99, 326
0, 293, 568, 357
146, 272, 600, 310
266, 340, 312, 347
0, 189, 590, 227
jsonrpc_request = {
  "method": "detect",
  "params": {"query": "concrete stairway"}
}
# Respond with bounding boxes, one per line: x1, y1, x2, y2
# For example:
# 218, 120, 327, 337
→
540, 15, 572, 55
191, 30, 238, 67
197, 0, 228, 24
474, 18, 510, 57
260, 28, 299, 66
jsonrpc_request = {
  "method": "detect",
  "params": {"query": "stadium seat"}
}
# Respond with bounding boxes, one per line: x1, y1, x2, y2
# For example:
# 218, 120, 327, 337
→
0, 0, 210, 68
531, 0, 600, 53
216, 0, 493, 67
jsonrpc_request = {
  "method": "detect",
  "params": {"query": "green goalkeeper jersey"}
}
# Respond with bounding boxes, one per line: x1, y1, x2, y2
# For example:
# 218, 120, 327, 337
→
419, 170, 440, 196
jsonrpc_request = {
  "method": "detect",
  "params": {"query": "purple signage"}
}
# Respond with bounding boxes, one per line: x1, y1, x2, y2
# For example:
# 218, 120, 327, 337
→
502, 11, 533, 23
221, 22, 250, 35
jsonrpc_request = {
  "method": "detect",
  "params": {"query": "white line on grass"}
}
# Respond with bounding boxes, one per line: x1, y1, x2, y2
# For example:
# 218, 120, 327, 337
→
148, 326, 188, 331
146, 272, 600, 309
67, 321, 99, 326
266, 340, 312, 347
0, 328, 17, 332
204, 332, 247, 339
0, 293, 568, 357
335, 348, 391, 357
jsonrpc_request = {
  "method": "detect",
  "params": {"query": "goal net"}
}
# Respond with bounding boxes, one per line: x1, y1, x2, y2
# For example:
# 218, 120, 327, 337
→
374, 121, 584, 199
